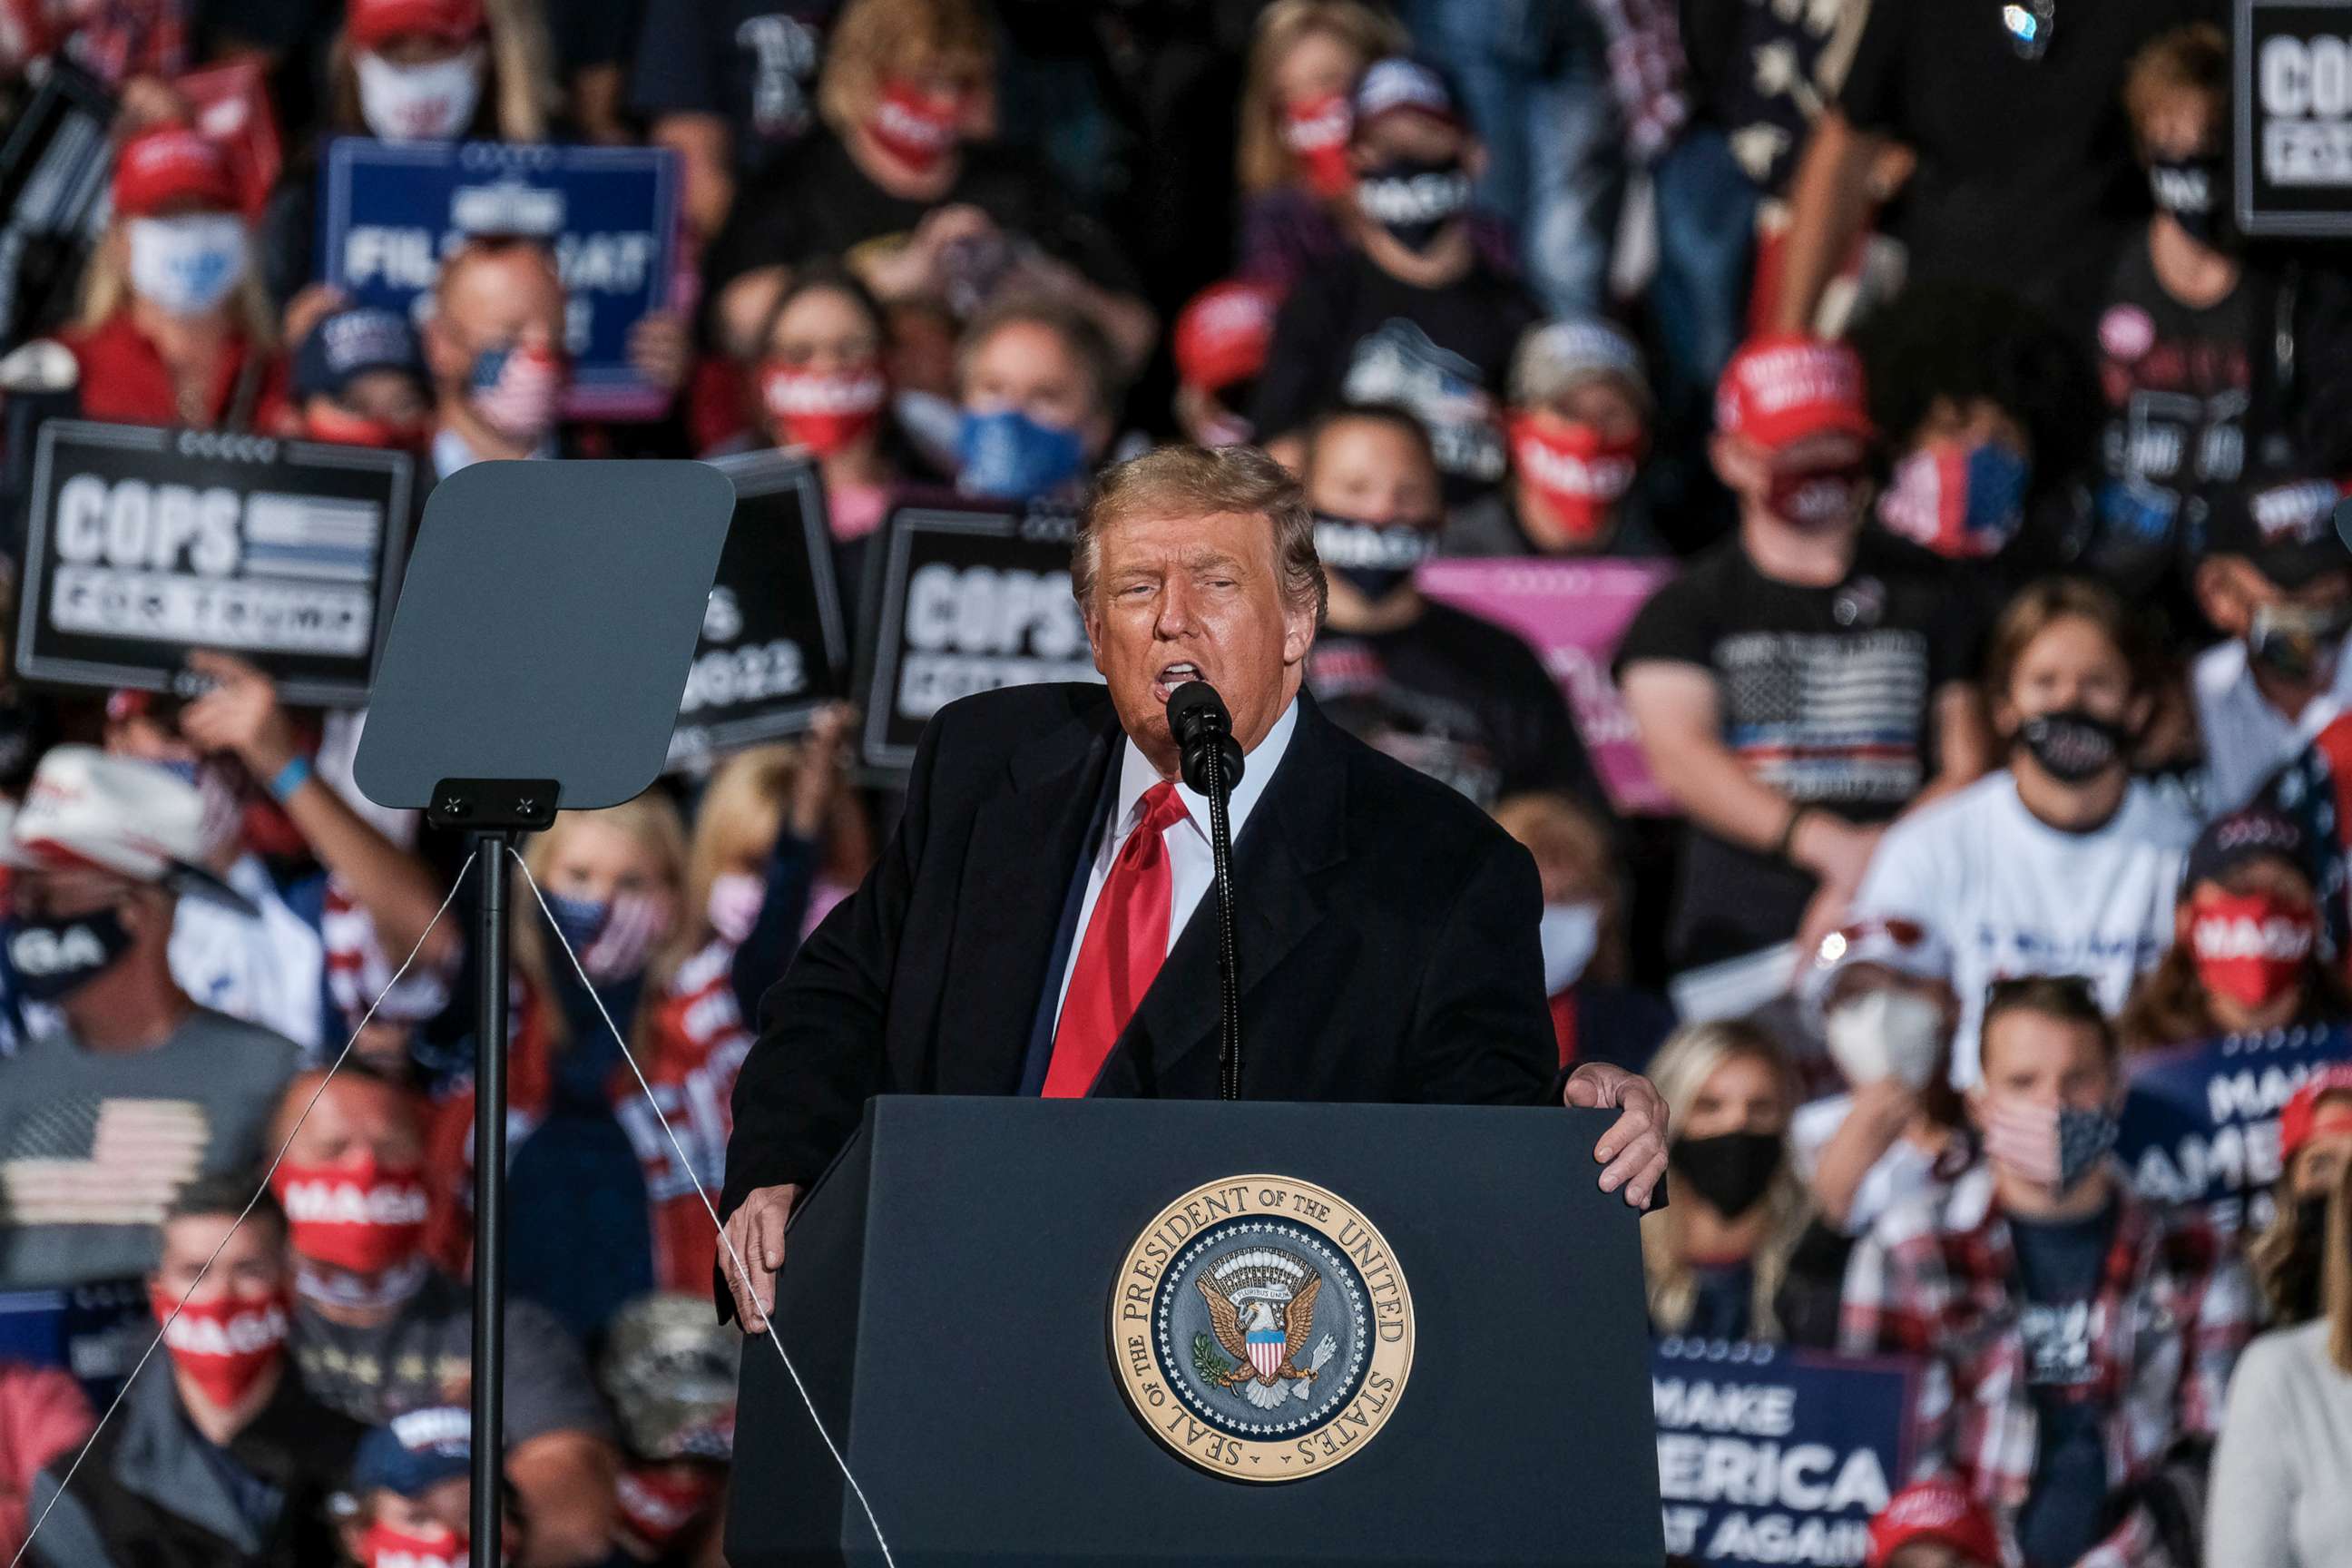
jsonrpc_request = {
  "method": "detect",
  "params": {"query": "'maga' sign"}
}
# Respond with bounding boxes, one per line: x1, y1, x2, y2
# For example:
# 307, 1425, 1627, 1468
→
319, 138, 681, 418
2120, 1023, 2352, 1231
1652, 1339, 1917, 1567
17, 422, 412, 705
2237, 0, 2352, 234
854, 500, 1100, 774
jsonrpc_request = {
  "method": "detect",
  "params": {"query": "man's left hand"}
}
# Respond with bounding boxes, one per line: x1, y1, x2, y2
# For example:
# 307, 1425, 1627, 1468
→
1564, 1063, 1669, 1209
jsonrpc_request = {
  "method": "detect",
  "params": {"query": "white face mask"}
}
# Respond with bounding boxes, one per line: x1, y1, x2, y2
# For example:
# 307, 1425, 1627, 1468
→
125, 214, 247, 318
1822, 988, 1946, 1092
1538, 902, 1602, 995
355, 46, 485, 142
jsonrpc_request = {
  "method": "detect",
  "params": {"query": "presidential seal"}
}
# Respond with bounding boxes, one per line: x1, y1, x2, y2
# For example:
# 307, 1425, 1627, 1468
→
1108, 1174, 1413, 1482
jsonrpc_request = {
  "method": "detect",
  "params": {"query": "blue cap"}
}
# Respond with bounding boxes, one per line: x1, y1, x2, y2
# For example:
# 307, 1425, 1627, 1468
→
292, 305, 426, 402
1350, 56, 1465, 137
350, 1406, 473, 1496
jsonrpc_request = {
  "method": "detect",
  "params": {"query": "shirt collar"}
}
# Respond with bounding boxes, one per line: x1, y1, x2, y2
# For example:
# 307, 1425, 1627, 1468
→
1111, 692, 1299, 848
433, 425, 556, 478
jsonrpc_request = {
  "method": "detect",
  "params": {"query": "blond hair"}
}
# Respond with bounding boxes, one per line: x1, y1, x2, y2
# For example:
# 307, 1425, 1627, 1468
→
518, 795, 693, 1048
1074, 444, 1327, 624
1236, 0, 1406, 194
2124, 23, 2227, 146
327, 0, 553, 142
2331, 1149, 2352, 1372
1640, 1020, 1812, 1340
817, 0, 994, 133
681, 745, 801, 951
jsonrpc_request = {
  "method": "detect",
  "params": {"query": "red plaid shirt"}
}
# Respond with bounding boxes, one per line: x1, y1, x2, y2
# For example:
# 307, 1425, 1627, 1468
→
1839, 1161, 2253, 1568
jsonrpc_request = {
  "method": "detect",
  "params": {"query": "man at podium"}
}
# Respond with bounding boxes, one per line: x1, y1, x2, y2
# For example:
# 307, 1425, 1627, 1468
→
718, 444, 1668, 1330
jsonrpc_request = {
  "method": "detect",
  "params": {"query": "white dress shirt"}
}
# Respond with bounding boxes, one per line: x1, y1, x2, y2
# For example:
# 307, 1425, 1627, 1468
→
1050, 696, 1299, 1031
2192, 634, 2352, 816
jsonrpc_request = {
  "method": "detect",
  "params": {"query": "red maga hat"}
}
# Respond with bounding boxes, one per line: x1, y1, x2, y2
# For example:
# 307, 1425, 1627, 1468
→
1716, 332, 1872, 453
347, 0, 485, 51
1865, 1479, 2000, 1568
113, 126, 238, 218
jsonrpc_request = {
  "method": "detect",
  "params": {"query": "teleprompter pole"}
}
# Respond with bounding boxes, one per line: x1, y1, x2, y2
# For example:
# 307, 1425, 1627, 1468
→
469, 832, 512, 1561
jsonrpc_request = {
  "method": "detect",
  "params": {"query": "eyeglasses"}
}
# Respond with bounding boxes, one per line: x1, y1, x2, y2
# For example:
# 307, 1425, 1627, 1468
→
2001, 0, 2054, 62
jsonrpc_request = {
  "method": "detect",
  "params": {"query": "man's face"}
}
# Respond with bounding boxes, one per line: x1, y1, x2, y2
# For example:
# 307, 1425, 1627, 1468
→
2199, 556, 2352, 639
14, 861, 143, 923
156, 1211, 285, 1307
426, 248, 566, 395
1971, 1013, 2114, 1133
1084, 508, 1316, 769
279, 1074, 426, 1170
1710, 429, 1870, 532
961, 320, 1107, 454
1351, 111, 1468, 172
1306, 416, 1443, 526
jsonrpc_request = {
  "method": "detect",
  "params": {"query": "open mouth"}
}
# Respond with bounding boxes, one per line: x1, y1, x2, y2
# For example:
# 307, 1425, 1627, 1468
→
1152, 662, 1203, 704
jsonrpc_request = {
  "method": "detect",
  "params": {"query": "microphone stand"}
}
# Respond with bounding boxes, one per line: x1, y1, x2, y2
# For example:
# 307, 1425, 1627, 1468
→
1169, 682, 1245, 1100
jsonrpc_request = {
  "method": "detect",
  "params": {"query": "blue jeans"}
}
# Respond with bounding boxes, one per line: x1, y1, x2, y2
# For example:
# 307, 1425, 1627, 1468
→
1400, 0, 1625, 318
1648, 123, 1758, 426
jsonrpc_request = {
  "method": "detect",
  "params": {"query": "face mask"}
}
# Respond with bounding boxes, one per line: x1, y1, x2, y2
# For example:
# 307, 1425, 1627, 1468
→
867, 78, 960, 172
707, 871, 766, 947
1669, 1131, 1783, 1218
1510, 416, 1642, 544
760, 361, 887, 457
466, 341, 564, 445
307, 401, 421, 450
1281, 91, 1354, 199
956, 408, 1086, 502
1764, 459, 1867, 532
545, 889, 673, 984
2249, 601, 2352, 684
1980, 1095, 2118, 1193
1538, 902, 1601, 995
2190, 890, 2315, 1011
2150, 152, 2222, 248
615, 1465, 724, 1553
354, 46, 485, 142
2015, 709, 2125, 785
151, 1283, 288, 1407
270, 1152, 428, 1276
1354, 155, 1473, 253
125, 213, 247, 318
360, 1520, 466, 1568
1824, 989, 1946, 1092
1877, 441, 2030, 560
1314, 513, 1436, 601
8, 906, 137, 1002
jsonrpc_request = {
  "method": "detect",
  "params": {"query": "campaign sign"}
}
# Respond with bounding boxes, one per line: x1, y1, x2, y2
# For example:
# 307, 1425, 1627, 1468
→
1416, 555, 1677, 813
17, 422, 413, 706
2121, 1023, 2352, 1231
1652, 1339, 1916, 1568
667, 450, 848, 771
0, 1278, 152, 1406
856, 501, 1102, 773
319, 138, 681, 418
2236, 0, 2352, 236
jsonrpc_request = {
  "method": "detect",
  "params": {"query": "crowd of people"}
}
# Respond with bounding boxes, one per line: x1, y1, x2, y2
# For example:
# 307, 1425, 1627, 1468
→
0, 0, 2348, 1563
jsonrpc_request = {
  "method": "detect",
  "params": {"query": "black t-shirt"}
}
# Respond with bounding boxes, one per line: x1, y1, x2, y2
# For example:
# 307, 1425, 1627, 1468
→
705, 130, 1142, 302
2085, 231, 2253, 595
631, 0, 837, 179
2010, 1200, 2122, 1568
1837, 0, 2215, 329
1250, 251, 1539, 503
1614, 535, 1975, 966
1305, 602, 1602, 811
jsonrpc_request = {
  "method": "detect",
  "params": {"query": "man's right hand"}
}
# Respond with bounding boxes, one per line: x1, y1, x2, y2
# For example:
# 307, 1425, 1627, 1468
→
722, 1182, 801, 1334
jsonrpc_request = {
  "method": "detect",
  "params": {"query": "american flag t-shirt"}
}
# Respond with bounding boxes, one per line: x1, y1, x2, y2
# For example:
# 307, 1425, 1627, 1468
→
1, 1095, 208, 1227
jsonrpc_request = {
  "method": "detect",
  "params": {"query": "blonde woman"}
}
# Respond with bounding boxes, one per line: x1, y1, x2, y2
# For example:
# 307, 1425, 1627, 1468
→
66, 125, 286, 430
2209, 1152, 2352, 1568
1642, 1020, 1844, 1345
1233, 1, 1404, 288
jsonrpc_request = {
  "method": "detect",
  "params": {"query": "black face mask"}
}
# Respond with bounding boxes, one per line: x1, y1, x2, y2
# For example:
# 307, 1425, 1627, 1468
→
2149, 153, 2224, 248
7, 906, 137, 1003
2016, 709, 2126, 784
1314, 513, 1436, 602
1668, 1131, 1784, 1219
1353, 156, 1473, 253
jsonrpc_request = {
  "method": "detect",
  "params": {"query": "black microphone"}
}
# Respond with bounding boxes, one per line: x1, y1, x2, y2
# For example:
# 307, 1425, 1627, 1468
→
1167, 680, 1245, 797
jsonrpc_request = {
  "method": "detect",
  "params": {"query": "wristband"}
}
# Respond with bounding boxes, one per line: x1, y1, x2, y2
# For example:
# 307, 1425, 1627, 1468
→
269, 754, 314, 804
1771, 803, 1809, 863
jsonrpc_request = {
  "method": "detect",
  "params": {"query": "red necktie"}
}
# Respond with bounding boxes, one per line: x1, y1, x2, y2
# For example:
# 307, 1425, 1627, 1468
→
1042, 781, 1190, 1097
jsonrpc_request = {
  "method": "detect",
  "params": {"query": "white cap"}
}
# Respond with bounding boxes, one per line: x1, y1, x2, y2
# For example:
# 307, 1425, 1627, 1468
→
14, 746, 211, 883
1799, 915, 1954, 1024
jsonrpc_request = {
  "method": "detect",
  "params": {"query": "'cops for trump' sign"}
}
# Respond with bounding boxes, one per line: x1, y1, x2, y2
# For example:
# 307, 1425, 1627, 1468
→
17, 422, 411, 705
2237, 0, 2352, 234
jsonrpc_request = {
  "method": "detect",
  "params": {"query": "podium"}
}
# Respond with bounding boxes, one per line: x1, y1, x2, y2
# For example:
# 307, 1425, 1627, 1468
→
728, 1096, 1665, 1567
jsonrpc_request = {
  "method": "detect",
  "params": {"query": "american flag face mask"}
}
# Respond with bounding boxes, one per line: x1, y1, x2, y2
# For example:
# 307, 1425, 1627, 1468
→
466, 340, 565, 443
